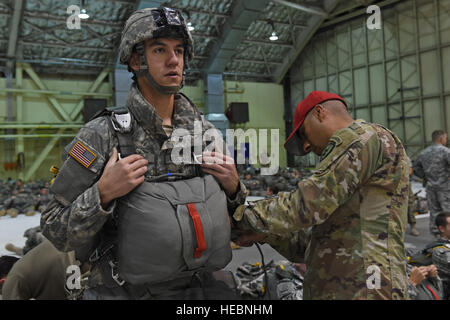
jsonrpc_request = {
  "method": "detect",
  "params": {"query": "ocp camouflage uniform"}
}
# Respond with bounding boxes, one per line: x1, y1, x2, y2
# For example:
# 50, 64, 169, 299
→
233, 120, 410, 300
413, 143, 450, 236
41, 83, 248, 298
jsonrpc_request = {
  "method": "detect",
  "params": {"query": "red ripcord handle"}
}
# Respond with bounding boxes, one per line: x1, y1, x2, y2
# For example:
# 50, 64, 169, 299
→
186, 203, 207, 258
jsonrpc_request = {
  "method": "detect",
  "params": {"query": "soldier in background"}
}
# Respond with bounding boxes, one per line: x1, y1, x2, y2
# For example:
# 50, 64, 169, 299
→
413, 130, 450, 238
5, 226, 45, 257
242, 173, 261, 195
0, 255, 20, 297
232, 91, 410, 299
407, 263, 443, 300
433, 212, 450, 299
0, 188, 36, 218
2, 239, 86, 300
35, 187, 52, 213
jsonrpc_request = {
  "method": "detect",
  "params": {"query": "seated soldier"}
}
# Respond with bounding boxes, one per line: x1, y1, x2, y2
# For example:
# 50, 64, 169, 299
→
0, 255, 20, 298
0, 188, 36, 218
35, 187, 53, 213
5, 226, 45, 256
407, 263, 443, 300
433, 212, 450, 299
2, 239, 88, 300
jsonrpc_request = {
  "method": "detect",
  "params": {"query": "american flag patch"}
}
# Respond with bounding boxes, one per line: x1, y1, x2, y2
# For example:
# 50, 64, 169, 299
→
69, 141, 97, 168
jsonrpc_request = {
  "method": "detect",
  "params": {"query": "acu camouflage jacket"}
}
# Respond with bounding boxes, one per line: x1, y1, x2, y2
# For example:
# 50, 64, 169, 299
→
40, 83, 248, 286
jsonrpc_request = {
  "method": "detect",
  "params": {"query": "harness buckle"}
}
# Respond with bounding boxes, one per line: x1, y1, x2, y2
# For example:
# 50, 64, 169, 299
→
109, 261, 126, 286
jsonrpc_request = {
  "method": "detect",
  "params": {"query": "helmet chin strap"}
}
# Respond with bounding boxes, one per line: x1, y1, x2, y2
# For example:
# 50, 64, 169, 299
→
135, 45, 184, 96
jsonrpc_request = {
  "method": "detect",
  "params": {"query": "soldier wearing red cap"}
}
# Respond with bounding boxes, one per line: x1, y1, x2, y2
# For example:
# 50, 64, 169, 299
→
231, 91, 410, 300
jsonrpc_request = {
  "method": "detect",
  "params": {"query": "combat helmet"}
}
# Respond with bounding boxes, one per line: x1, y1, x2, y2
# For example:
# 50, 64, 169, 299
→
118, 7, 194, 95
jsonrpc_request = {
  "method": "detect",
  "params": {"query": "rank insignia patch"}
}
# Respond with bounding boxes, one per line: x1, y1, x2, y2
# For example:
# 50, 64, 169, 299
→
69, 141, 97, 168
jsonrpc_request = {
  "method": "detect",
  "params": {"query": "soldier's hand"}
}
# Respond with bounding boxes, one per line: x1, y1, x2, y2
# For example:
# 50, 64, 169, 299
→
234, 230, 267, 247
200, 152, 239, 197
427, 265, 439, 278
409, 266, 427, 286
98, 148, 148, 209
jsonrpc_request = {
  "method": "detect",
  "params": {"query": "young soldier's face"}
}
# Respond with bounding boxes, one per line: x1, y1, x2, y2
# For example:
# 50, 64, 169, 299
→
144, 38, 184, 87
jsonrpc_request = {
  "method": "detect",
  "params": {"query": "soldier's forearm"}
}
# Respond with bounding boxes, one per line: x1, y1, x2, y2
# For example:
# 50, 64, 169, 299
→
41, 182, 115, 252
226, 181, 248, 215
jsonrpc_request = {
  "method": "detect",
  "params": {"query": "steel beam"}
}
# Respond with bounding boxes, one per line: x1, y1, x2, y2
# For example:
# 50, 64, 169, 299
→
0, 134, 76, 139
0, 124, 82, 129
0, 87, 112, 97
22, 63, 72, 122
70, 67, 111, 120
15, 63, 25, 179
273, 0, 340, 84
205, 0, 271, 74
273, 0, 327, 17
24, 130, 64, 181
6, 0, 24, 62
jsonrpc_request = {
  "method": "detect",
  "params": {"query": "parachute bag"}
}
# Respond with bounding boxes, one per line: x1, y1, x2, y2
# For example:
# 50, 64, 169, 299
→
432, 246, 450, 280
116, 175, 232, 285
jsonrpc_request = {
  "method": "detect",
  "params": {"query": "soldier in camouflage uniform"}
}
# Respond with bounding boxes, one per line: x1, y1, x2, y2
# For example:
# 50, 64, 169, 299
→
40, 7, 247, 300
242, 173, 262, 196
231, 91, 410, 300
35, 187, 52, 213
1, 188, 36, 218
413, 130, 450, 238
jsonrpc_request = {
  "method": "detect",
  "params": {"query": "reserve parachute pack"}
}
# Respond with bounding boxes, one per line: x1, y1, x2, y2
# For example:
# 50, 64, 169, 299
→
407, 240, 450, 267
432, 244, 450, 280
117, 174, 231, 285
93, 102, 232, 286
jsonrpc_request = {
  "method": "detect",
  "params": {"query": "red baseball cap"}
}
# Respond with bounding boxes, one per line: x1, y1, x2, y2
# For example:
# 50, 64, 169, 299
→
284, 91, 347, 156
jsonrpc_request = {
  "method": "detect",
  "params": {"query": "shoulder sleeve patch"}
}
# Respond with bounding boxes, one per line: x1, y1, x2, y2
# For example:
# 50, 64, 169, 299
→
69, 141, 97, 168
320, 136, 343, 162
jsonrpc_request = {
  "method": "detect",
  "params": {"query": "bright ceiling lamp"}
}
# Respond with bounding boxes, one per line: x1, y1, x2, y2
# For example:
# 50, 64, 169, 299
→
79, 9, 89, 19
79, 0, 89, 19
184, 10, 195, 31
269, 31, 278, 41
268, 20, 278, 41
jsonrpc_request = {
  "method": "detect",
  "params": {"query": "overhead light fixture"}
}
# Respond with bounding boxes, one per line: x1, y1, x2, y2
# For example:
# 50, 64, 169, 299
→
79, 0, 89, 19
269, 31, 279, 41
187, 21, 195, 31
79, 9, 89, 19
268, 20, 278, 41
183, 10, 195, 31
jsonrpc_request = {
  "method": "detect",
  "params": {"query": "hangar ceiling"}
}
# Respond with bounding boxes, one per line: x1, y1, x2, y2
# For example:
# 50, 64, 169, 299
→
0, 0, 382, 83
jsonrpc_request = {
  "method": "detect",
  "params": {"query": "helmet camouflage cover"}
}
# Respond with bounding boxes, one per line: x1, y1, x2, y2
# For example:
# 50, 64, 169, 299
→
118, 7, 194, 66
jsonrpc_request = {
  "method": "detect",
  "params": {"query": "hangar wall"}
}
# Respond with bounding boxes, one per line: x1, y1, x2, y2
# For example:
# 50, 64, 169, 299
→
290, 0, 450, 166
0, 70, 285, 181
